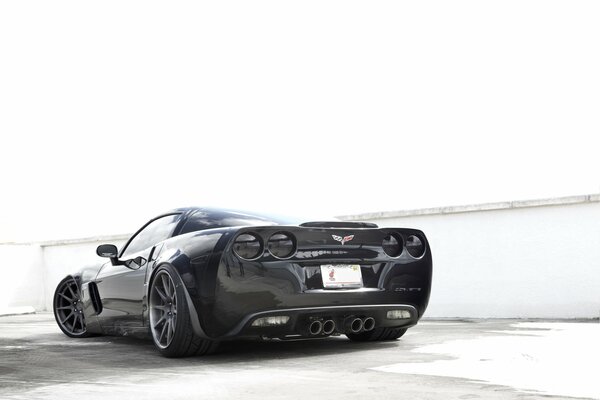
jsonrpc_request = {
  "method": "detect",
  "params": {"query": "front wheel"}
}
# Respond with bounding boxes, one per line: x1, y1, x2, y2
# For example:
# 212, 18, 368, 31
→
149, 265, 218, 357
346, 327, 407, 342
53, 277, 90, 338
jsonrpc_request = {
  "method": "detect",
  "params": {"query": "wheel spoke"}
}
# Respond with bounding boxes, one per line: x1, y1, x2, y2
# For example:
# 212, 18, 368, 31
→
67, 284, 78, 300
58, 292, 73, 302
159, 321, 167, 343
61, 311, 74, 324
161, 274, 170, 297
56, 306, 71, 310
155, 286, 167, 301
167, 320, 173, 344
153, 315, 166, 329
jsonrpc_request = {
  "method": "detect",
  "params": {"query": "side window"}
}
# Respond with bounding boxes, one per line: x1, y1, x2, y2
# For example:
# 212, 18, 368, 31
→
179, 210, 279, 235
179, 212, 222, 234
121, 214, 180, 258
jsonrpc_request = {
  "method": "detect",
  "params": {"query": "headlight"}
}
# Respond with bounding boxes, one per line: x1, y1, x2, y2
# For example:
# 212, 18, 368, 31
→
233, 233, 263, 260
382, 233, 403, 257
267, 232, 296, 259
405, 235, 425, 258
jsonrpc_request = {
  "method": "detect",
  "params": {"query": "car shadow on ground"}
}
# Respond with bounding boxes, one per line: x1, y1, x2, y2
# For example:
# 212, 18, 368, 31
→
82, 333, 402, 365
0, 332, 402, 397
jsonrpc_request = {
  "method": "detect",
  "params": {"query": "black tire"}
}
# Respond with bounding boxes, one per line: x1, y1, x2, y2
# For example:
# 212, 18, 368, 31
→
53, 276, 91, 338
149, 265, 219, 357
346, 327, 408, 342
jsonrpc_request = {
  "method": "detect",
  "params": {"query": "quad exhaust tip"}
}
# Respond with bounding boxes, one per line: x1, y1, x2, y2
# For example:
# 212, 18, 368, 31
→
309, 320, 323, 335
345, 317, 363, 333
322, 319, 335, 335
363, 317, 375, 331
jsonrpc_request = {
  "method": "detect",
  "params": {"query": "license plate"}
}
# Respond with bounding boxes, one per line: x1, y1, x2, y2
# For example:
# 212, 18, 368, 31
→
320, 264, 363, 288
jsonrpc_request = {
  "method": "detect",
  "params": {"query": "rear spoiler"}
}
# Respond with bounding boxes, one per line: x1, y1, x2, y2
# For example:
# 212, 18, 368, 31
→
300, 221, 378, 229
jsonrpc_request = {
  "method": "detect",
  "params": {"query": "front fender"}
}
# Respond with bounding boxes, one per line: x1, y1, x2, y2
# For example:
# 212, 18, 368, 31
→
65, 263, 105, 335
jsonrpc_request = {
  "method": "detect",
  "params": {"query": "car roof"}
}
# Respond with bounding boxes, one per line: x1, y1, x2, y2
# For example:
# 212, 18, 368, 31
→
163, 207, 301, 225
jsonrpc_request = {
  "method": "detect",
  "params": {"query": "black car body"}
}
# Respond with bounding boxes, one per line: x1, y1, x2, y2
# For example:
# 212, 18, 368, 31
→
53, 208, 432, 357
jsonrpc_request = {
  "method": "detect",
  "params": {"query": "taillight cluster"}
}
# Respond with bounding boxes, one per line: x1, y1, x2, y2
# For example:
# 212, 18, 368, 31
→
382, 233, 403, 257
267, 232, 296, 258
232, 231, 425, 260
405, 234, 425, 258
382, 233, 425, 258
232, 233, 263, 260
233, 231, 297, 260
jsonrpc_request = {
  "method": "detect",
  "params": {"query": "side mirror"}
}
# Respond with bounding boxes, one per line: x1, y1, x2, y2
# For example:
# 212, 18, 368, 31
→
96, 244, 145, 270
96, 244, 118, 258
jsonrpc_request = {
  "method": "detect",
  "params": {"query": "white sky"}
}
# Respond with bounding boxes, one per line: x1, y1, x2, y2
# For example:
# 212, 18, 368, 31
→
1, 1, 599, 242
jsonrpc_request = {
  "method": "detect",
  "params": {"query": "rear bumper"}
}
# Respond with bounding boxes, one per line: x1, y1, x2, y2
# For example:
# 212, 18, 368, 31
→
188, 232, 432, 339
222, 303, 419, 339
190, 259, 432, 338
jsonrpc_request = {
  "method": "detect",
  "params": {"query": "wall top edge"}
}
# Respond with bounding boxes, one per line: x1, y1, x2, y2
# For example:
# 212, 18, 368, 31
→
337, 193, 600, 221
2, 193, 599, 245
0, 234, 131, 247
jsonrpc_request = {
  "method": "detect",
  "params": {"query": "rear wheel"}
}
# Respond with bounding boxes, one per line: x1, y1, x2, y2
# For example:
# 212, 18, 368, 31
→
346, 327, 407, 342
53, 277, 90, 338
149, 265, 218, 357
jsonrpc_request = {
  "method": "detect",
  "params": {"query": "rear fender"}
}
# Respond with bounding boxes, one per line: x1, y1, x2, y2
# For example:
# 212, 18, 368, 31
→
146, 229, 237, 339
147, 259, 210, 339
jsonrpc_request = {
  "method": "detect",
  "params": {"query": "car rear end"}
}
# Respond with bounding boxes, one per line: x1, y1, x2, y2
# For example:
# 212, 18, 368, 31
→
201, 222, 432, 340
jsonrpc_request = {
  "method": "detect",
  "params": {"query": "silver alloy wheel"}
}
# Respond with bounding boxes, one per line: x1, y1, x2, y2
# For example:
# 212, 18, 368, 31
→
55, 278, 87, 335
149, 271, 178, 349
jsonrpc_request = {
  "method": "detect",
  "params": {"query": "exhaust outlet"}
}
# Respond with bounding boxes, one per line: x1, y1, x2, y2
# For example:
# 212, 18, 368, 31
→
309, 320, 323, 335
363, 317, 375, 331
345, 317, 364, 333
322, 319, 335, 335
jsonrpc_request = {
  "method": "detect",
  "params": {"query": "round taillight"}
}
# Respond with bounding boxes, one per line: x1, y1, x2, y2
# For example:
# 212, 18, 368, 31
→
233, 233, 263, 260
267, 232, 296, 259
382, 233, 403, 257
406, 235, 425, 258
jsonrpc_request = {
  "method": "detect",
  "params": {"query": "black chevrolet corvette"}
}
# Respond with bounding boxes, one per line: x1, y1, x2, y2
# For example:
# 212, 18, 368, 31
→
53, 208, 432, 357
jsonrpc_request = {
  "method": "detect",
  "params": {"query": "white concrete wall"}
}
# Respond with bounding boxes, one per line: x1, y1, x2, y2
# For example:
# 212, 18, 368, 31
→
0, 244, 44, 312
0, 236, 128, 314
1, 196, 599, 318
42, 239, 127, 311
341, 197, 600, 319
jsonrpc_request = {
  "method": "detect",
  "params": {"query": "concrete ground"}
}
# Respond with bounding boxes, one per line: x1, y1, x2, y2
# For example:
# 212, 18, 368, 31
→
0, 313, 597, 400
